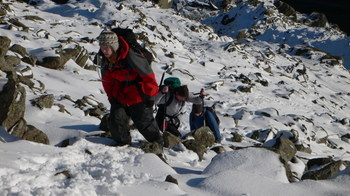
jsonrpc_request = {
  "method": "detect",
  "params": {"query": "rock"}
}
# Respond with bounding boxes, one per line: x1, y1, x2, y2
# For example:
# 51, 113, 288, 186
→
211, 146, 226, 154
22, 125, 49, 144
295, 144, 312, 154
8, 18, 27, 28
155, 0, 174, 9
310, 12, 328, 27
302, 160, 346, 180
183, 139, 206, 161
18, 75, 35, 88
248, 128, 274, 143
10, 118, 49, 144
272, 137, 297, 163
0, 36, 11, 57
221, 14, 236, 25
5, 55, 21, 67
9, 44, 29, 57
37, 56, 65, 70
140, 141, 163, 155
21, 56, 37, 66
54, 170, 72, 179
85, 107, 104, 118
237, 85, 252, 93
274, 1, 296, 16
192, 126, 215, 148
306, 157, 333, 170
165, 175, 178, 185
0, 5, 8, 16
231, 132, 243, 142
320, 54, 343, 66
8, 118, 27, 138
237, 29, 248, 40
0, 71, 26, 129
163, 131, 182, 148
30, 94, 55, 109
24, 15, 45, 22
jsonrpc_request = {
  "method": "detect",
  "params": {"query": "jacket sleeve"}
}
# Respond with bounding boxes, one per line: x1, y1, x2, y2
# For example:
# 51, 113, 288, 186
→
186, 93, 203, 104
127, 50, 158, 98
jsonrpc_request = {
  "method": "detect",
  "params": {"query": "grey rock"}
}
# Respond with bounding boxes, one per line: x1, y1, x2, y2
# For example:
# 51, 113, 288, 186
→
0, 36, 11, 57
165, 175, 178, 185
30, 94, 55, 109
9, 44, 28, 57
163, 131, 182, 148
183, 139, 206, 161
0, 71, 26, 129
192, 126, 215, 148
272, 137, 297, 163
302, 160, 345, 180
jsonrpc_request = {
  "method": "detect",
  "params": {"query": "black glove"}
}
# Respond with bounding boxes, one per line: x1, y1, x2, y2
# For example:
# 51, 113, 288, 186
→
144, 99, 154, 107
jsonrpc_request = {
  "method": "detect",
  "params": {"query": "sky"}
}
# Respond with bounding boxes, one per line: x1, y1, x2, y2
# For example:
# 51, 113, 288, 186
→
1, 0, 350, 195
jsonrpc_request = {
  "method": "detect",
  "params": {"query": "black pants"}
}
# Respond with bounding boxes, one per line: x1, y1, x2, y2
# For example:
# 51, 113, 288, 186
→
155, 105, 181, 137
109, 102, 162, 145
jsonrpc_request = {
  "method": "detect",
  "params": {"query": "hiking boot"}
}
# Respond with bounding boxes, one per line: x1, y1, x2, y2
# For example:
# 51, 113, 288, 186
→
155, 137, 164, 147
140, 141, 163, 155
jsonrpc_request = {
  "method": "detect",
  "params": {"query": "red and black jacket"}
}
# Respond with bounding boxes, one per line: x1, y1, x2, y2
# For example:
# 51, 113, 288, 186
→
99, 36, 158, 106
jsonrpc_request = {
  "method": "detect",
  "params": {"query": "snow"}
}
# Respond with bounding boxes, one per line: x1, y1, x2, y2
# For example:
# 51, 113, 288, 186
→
1, 0, 350, 195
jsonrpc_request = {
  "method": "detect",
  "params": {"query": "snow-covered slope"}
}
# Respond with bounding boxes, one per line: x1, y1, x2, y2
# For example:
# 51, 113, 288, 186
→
1, 0, 350, 195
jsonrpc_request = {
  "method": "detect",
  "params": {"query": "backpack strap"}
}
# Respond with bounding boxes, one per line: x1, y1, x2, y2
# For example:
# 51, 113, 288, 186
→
165, 92, 174, 106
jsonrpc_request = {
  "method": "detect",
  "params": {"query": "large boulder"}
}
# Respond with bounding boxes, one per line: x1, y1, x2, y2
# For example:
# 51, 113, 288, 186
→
0, 36, 11, 57
36, 45, 90, 70
5, 55, 21, 67
9, 118, 49, 144
0, 71, 26, 129
182, 126, 216, 161
310, 12, 328, 27
183, 139, 207, 161
274, 1, 296, 17
9, 44, 29, 57
23, 124, 50, 144
272, 137, 297, 163
0, 2, 11, 17
192, 126, 216, 147
302, 160, 350, 180
154, 0, 174, 9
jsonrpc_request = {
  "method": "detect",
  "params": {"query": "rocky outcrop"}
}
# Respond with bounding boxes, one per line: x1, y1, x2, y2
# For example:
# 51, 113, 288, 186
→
302, 160, 350, 180
183, 126, 216, 161
36, 45, 90, 70
0, 71, 26, 129
0, 35, 49, 144
10, 118, 49, 145
274, 1, 296, 17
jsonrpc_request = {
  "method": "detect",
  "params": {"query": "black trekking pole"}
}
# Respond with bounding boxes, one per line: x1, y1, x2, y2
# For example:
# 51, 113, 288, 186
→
201, 93, 206, 127
154, 71, 166, 113
159, 71, 167, 132
159, 71, 165, 90
162, 92, 167, 132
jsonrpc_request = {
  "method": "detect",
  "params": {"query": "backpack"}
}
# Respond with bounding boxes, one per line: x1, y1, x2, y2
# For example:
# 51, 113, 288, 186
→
205, 106, 220, 126
111, 27, 154, 64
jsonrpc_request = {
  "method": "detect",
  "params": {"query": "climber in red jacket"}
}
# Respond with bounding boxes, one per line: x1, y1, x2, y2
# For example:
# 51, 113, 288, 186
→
94, 29, 163, 146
